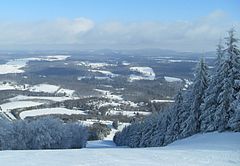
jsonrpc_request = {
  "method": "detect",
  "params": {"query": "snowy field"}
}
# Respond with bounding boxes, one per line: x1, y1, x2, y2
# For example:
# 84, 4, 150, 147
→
108, 110, 151, 117
29, 84, 60, 93
20, 107, 86, 119
164, 76, 182, 82
129, 67, 155, 81
0, 55, 69, 74
151, 99, 175, 103
0, 132, 239, 166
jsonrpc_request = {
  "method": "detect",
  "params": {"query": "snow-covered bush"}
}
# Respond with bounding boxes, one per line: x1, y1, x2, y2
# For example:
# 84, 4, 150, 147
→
0, 117, 88, 150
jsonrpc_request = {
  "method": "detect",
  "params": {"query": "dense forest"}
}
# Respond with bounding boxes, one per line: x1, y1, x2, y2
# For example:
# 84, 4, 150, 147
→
114, 29, 240, 147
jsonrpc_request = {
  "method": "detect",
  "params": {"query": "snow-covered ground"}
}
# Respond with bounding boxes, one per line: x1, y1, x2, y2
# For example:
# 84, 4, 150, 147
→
0, 82, 28, 91
95, 89, 123, 101
129, 67, 155, 81
108, 110, 151, 117
29, 84, 60, 93
0, 101, 44, 120
164, 76, 182, 82
90, 69, 118, 77
167, 59, 199, 63
20, 107, 86, 119
0, 132, 239, 166
9, 95, 77, 102
0, 55, 70, 74
151, 99, 175, 103
78, 62, 116, 69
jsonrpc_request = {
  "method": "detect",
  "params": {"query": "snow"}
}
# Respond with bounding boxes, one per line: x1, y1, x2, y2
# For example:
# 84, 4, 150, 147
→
20, 107, 86, 119
0, 82, 17, 91
0, 101, 44, 110
108, 110, 151, 117
0, 132, 239, 166
9, 95, 77, 102
77, 76, 92, 80
0, 101, 44, 120
78, 62, 116, 69
90, 69, 118, 77
41, 55, 70, 61
129, 67, 155, 81
122, 61, 130, 66
57, 88, 75, 96
29, 84, 60, 93
151, 99, 175, 103
164, 76, 182, 82
95, 89, 123, 100
0, 59, 29, 74
93, 89, 139, 111
99, 102, 121, 108
168, 59, 198, 63
0, 56, 70, 74
0, 82, 75, 96
167, 132, 240, 151
184, 79, 193, 88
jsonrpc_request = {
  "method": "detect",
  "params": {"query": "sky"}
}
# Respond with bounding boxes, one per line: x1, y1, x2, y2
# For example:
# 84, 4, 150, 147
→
0, 0, 239, 51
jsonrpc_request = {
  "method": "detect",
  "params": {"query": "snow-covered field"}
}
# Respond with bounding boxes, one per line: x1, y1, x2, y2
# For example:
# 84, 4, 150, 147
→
29, 84, 60, 93
129, 67, 155, 81
0, 82, 27, 91
108, 110, 151, 117
90, 69, 118, 77
95, 89, 123, 101
20, 107, 86, 119
0, 132, 239, 166
151, 99, 175, 103
164, 76, 182, 82
78, 62, 116, 69
0, 55, 70, 74
9, 95, 76, 102
0, 101, 44, 119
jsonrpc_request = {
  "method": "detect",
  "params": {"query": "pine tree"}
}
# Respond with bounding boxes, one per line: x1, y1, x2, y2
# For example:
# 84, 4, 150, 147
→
166, 91, 184, 142
225, 29, 240, 131
215, 29, 240, 131
200, 41, 224, 132
182, 58, 209, 135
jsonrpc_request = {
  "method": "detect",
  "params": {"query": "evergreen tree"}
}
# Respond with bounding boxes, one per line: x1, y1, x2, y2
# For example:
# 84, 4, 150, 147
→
200, 41, 224, 132
183, 58, 209, 135
215, 28, 240, 131
166, 91, 184, 142
225, 29, 240, 131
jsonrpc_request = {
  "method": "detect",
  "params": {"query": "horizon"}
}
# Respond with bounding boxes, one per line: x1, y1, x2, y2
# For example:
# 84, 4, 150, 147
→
0, 0, 239, 52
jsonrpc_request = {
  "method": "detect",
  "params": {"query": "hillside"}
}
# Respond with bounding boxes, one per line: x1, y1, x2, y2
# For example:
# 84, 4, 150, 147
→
0, 132, 239, 166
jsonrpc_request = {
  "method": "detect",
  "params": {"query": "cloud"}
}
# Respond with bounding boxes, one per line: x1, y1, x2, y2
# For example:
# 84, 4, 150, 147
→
0, 11, 239, 51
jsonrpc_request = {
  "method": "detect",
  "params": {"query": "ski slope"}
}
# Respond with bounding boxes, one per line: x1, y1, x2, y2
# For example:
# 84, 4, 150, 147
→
0, 132, 239, 166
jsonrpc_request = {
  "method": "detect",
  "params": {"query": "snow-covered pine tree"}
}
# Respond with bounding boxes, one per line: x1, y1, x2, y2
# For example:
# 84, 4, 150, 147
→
178, 87, 193, 139
150, 113, 167, 146
225, 29, 240, 131
139, 113, 161, 147
182, 58, 209, 136
216, 28, 240, 131
228, 83, 240, 131
200, 41, 224, 132
165, 91, 184, 142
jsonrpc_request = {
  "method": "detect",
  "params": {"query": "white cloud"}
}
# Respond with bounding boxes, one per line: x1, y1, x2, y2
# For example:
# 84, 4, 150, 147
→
0, 11, 239, 51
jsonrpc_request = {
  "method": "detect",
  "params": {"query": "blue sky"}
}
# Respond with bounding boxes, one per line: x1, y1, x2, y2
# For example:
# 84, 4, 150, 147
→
1, 0, 239, 22
0, 0, 239, 51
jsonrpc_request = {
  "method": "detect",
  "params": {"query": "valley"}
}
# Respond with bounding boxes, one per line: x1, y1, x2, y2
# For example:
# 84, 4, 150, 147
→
0, 50, 212, 125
